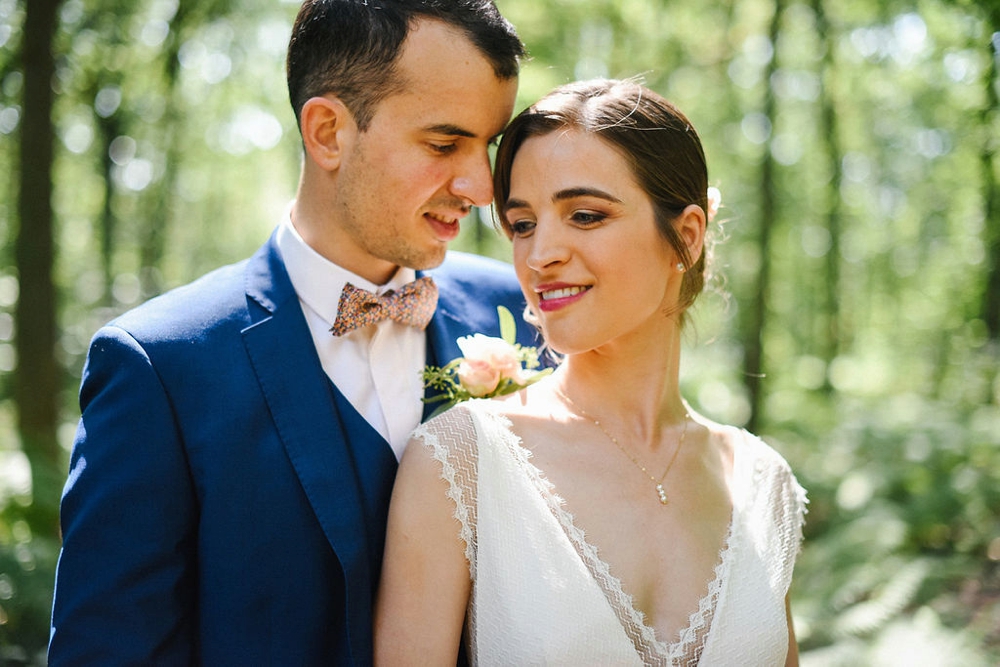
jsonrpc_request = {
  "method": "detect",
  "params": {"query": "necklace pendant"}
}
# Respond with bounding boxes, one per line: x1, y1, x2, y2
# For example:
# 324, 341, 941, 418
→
656, 483, 668, 505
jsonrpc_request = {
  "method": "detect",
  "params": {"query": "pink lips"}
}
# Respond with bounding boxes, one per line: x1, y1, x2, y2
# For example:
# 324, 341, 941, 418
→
536, 283, 590, 312
425, 213, 461, 242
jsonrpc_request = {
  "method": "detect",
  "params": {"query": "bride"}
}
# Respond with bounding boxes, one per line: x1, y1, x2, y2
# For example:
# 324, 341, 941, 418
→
374, 78, 806, 666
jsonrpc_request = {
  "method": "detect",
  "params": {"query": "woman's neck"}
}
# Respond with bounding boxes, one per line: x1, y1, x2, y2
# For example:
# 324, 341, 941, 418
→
550, 327, 688, 440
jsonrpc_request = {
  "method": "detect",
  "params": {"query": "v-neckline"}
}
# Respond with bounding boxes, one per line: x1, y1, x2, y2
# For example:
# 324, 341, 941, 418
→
481, 407, 743, 665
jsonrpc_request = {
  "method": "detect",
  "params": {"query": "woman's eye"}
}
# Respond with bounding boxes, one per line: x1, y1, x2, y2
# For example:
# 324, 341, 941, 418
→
429, 143, 457, 155
509, 219, 535, 236
571, 210, 607, 225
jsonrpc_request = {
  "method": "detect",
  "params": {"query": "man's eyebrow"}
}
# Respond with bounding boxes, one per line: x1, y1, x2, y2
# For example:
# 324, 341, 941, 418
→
423, 123, 476, 138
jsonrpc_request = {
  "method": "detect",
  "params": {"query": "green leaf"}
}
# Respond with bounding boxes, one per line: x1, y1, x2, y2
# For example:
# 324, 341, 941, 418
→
498, 305, 517, 344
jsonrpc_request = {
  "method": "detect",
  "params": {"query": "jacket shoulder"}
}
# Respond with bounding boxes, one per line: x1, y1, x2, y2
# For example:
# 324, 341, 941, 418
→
108, 259, 252, 345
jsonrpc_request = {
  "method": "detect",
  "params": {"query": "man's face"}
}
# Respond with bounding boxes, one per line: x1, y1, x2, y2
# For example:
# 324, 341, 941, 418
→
329, 19, 518, 283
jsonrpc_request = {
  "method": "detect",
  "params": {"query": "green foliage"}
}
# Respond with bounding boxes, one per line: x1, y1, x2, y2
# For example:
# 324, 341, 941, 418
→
1, 0, 998, 661
774, 392, 1000, 662
0, 500, 58, 665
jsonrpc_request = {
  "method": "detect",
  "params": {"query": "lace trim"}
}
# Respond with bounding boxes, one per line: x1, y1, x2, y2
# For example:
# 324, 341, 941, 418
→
420, 404, 806, 667
743, 429, 809, 594
671, 525, 736, 666
476, 407, 737, 666
412, 419, 478, 579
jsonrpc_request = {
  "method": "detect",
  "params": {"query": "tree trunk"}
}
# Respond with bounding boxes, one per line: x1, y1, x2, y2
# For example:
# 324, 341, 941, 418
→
981, 31, 1000, 341
139, 1, 190, 298
96, 109, 121, 306
16, 0, 64, 536
744, 0, 783, 433
812, 0, 846, 374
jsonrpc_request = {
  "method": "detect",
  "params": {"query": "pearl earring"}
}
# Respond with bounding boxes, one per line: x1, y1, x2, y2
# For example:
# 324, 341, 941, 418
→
676, 262, 686, 272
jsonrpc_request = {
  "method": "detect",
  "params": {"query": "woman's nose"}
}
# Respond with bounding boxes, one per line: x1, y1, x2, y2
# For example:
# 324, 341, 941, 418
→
524, 220, 571, 271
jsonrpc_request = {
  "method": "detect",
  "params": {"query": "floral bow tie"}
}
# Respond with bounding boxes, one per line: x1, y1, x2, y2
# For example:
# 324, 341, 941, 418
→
330, 277, 438, 336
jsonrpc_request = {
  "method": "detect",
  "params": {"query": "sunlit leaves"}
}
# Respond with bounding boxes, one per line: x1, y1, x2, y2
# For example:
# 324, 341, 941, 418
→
0, 0, 997, 659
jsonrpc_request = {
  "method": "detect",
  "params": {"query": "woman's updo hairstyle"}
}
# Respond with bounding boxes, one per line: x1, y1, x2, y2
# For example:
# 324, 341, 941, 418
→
494, 78, 712, 317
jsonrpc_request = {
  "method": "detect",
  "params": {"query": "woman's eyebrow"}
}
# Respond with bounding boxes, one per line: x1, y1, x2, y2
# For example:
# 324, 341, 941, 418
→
503, 198, 530, 214
552, 187, 621, 204
504, 188, 622, 214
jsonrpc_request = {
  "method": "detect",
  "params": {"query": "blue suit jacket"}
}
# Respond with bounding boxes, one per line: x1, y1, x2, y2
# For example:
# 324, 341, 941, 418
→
49, 234, 535, 665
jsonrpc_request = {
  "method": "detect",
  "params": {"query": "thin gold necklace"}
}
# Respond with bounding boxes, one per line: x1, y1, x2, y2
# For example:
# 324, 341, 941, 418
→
556, 389, 690, 506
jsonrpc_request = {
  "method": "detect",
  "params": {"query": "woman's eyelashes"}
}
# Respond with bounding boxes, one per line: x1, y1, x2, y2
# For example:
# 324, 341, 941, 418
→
507, 207, 609, 237
428, 142, 457, 155
508, 218, 536, 237
570, 210, 607, 226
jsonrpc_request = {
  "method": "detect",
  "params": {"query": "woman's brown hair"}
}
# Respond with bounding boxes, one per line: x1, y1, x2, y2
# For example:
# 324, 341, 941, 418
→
494, 78, 712, 316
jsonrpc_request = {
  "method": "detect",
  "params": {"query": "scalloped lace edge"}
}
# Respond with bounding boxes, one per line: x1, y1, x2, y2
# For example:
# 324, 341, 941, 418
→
476, 408, 735, 665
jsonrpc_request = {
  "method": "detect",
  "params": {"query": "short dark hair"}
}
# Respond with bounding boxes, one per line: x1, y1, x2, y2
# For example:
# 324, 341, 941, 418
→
287, 0, 524, 131
493, 78, 712, 318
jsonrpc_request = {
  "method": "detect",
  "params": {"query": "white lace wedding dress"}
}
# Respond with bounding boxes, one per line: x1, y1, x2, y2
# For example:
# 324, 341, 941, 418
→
412, 399, 807, 666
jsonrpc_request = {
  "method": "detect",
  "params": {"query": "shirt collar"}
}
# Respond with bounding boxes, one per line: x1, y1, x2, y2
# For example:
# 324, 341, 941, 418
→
275, 207, 416, 326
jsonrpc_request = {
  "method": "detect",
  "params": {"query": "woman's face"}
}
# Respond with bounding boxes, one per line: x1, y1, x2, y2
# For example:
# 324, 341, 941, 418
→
502, 128, 685, 355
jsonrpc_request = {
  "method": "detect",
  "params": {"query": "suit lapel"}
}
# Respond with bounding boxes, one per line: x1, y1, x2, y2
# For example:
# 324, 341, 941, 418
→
422, 275, 471, 421
242, 306, 369, 569
241, 236, 373, 657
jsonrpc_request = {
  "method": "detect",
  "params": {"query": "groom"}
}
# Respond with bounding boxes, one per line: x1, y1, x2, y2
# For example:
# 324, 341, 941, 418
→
48, 1, 527, 664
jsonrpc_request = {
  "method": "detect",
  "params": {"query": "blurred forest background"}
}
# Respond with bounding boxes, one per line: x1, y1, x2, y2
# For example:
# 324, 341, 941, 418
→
1, 0, 999, 664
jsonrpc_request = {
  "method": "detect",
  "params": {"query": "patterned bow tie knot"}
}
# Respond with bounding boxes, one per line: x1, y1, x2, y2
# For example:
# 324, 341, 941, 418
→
330, 277, 438, 336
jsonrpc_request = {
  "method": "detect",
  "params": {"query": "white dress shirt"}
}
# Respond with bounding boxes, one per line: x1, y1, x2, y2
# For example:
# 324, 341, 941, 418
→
275, 212, 427, 460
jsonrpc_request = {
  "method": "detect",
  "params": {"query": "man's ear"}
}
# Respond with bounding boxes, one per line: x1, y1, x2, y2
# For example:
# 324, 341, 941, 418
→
677, 203, 707, 265
299, 96, 356, 171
